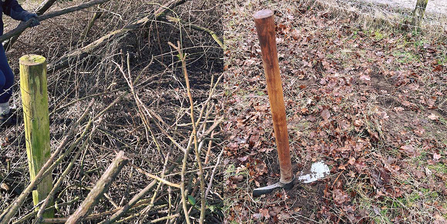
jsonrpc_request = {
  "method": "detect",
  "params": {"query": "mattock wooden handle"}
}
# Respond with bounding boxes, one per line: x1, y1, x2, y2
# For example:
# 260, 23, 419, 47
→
254, 9, 293, 184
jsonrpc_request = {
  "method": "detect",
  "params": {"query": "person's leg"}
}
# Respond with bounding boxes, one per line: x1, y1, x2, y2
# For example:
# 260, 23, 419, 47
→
0, 45, 13, 103
0, 45, 14, 117
0, 69, 10, 115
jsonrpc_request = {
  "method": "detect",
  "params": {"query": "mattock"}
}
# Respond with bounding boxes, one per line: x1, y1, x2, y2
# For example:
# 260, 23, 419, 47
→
252, 9, 295, 197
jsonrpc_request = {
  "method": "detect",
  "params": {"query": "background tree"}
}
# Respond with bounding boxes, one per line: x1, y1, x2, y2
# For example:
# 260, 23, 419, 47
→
412, 0, 429, 29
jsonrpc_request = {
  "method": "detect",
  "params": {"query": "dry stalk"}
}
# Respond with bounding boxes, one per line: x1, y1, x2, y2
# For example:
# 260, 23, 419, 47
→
205, 147, 224, 199
34, 124, 97, 224
65, 151, 128, 224
98, 179, 157, 224
138, 152, 171, 222
112, 53, 189, 155
204, 131, 214, 165
191, 74, 223, 142
0, 100, 94, 224
113, 54, 164, 158
130, 163, 180, 189
168, 41, 206, 224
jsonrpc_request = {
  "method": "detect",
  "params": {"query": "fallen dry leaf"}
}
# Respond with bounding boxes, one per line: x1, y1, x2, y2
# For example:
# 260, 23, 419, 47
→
393, 107, 404, 112
1, 183, 9, 191
333, 189, 349, 204
433, 152, 441, 161
428, 113, 439, 121
359, 75, 371, 81
259, 208, 270, 219
321, 109, 331, 121
348, 157, 356, 165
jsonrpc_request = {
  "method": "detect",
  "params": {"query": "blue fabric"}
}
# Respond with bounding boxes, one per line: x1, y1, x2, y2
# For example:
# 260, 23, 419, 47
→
1, 0, 25, 35
0, 0, 26, 103
10, 10, 38, 27
0, 45, 14, 104
20, 11, 39, 27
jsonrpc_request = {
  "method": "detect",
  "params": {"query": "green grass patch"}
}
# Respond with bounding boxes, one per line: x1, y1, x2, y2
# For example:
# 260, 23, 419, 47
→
374, 30, 385, 41
437, 53, 447, 65
392, 51, 420, 64
428, 163, 447, 175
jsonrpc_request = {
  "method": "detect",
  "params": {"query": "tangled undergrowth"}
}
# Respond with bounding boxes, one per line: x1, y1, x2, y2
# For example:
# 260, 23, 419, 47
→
1, 0, 447, 223
222, 0, 447, 223
1, 0, 224, 223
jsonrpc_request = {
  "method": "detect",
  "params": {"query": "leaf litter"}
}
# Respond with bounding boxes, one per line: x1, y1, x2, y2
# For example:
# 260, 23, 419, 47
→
223, 0, 447, 223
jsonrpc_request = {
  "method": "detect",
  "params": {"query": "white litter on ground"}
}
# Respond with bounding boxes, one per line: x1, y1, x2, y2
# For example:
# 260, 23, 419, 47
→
298, 161, 330, 183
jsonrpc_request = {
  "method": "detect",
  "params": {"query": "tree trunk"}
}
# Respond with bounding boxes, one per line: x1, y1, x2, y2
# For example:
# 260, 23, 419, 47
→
412, 0, 429, 29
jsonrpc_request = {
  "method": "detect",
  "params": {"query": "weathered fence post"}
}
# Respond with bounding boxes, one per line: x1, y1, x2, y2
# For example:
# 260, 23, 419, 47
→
19, 54, 54, 218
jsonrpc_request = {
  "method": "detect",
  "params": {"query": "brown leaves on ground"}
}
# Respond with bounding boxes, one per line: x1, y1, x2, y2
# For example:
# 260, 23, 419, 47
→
223, 0, 447, 223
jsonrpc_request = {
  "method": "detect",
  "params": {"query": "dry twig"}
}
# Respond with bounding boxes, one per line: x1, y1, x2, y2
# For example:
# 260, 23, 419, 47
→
66, 151, 128, 224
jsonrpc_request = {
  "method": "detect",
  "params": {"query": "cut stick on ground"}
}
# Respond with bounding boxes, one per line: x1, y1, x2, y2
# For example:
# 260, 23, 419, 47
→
0, 104, 93, 224
65, 151, 128, 224
252, 9, 294, 197
98, 180, 157, 224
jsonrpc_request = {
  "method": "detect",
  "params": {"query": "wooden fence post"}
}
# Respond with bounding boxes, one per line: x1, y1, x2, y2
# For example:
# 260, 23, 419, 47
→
19, 54, 54, 218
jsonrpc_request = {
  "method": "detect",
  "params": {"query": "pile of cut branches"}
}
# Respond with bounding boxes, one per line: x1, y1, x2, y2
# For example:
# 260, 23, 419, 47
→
0, 0, 224, 223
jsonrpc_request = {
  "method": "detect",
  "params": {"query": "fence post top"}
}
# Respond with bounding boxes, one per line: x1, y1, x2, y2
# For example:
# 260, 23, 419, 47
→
254, 9, 274, 20
19, 54, 46, 66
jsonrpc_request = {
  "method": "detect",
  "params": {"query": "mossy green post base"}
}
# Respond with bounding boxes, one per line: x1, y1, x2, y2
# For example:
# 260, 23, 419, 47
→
19, 55, 54, 218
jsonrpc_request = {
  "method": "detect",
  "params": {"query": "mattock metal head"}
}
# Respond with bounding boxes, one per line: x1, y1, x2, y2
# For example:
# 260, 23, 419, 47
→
253, 175, 295, 197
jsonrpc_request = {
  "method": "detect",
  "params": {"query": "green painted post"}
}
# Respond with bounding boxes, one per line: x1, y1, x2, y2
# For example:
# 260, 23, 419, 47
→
19, 54, 54, 218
